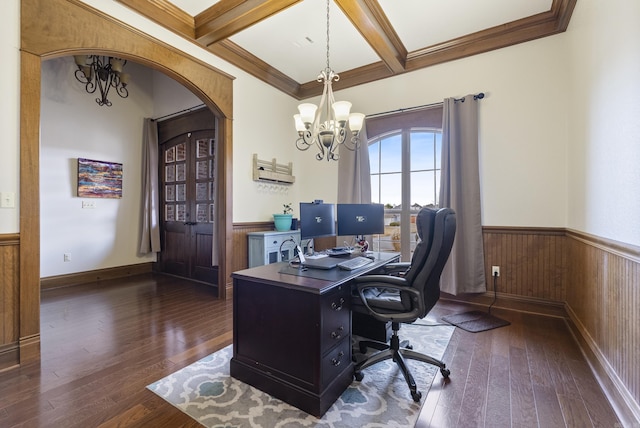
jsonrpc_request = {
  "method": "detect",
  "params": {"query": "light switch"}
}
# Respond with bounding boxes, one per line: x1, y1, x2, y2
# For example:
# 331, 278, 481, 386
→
0, 192, 16, 208
82, 200, 96, 209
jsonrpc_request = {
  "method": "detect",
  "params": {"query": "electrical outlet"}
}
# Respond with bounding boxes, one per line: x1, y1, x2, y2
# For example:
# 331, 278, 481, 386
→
64, 253, 71, 262
0, 191, 16, 208
491, 265, 500, 277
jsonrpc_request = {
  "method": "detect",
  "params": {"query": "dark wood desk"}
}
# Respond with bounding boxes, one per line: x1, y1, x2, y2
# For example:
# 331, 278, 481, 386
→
230, 252, 399, 417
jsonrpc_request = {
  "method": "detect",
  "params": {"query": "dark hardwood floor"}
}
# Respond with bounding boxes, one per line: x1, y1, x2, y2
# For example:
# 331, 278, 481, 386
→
0, 273, 620, 427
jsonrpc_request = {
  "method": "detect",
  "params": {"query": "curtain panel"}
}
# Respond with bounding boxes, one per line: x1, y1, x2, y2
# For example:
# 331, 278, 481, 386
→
439, 96, 486, 295
337, 124, 371, 204
139, 118, 161, 254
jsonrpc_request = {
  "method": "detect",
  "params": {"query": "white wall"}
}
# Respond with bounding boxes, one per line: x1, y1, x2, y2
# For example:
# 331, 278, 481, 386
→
40, 58, 157, 277
565, 0, 640, 247
151, 71, 202, 119
4, 0, 639, 257
335, 33, 570, 228
0, 0, 20, 233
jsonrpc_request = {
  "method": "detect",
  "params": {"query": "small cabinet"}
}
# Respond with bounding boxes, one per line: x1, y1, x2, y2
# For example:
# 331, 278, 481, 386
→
247, 230, 307, 268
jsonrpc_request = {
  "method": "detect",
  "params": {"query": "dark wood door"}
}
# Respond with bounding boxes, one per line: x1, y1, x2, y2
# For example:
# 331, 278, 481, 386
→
158, 110, 217, 284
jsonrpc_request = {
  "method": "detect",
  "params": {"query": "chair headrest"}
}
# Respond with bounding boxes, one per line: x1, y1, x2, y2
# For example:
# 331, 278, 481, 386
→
415, 206, 436, 242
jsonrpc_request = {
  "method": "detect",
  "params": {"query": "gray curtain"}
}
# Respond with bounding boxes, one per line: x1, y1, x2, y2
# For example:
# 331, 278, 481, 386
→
139, 118, 161, 254
439, 96, 486, 295
337, 124, 371, 204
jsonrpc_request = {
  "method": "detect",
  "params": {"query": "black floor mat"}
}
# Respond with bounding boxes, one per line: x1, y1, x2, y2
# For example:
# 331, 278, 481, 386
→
441, 310, 510, 333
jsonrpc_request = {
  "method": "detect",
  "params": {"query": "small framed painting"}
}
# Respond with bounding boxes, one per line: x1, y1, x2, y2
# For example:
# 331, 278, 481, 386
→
77, 158, 123, 199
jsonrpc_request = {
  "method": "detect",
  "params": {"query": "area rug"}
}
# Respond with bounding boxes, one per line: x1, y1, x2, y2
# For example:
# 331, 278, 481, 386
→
147, 324, 454, 428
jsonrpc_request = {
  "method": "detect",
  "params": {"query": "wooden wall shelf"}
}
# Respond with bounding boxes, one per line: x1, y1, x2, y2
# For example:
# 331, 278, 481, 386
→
252, 154, 295, 184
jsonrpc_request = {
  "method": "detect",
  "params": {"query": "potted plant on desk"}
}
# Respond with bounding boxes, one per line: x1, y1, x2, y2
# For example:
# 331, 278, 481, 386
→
273, 203, 293, 231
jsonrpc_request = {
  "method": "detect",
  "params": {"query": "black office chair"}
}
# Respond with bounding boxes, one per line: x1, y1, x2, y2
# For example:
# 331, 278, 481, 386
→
351, 206, 456, 402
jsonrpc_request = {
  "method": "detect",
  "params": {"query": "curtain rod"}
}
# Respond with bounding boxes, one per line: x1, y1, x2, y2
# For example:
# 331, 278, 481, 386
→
365, 101, 442, 119
454, 92, 485, 103
151, 103, 206, 122
365, 92, 484, 119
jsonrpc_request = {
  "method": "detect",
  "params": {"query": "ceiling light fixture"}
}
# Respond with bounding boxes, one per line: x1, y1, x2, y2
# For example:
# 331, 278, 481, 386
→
294, 0, 364, 161
73, 55, 130, 107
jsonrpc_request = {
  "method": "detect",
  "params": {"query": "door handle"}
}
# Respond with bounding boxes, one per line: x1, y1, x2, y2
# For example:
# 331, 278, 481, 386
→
183, 221, 198, 226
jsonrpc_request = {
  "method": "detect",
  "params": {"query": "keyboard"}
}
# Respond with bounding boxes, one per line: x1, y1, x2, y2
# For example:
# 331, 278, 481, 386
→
338, 256, 374, 271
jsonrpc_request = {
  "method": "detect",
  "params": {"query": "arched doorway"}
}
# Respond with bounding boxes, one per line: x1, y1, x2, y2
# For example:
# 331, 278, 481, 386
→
18, 0, 233, 364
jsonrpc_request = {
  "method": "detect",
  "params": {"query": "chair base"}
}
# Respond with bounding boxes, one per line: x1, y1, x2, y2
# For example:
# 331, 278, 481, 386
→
353, 331, 450, 402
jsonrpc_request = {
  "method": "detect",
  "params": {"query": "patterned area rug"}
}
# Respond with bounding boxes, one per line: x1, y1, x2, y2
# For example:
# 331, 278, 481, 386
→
147, 324, 454, 428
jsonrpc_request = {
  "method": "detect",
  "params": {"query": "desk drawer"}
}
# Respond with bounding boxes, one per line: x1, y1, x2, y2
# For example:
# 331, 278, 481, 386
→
320, 284, 350, 354
321, 338, 351, 388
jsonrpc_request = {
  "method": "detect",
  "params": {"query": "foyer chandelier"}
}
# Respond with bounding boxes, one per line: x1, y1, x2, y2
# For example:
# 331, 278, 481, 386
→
294, 0, 365, 161
73, 55, 130, 107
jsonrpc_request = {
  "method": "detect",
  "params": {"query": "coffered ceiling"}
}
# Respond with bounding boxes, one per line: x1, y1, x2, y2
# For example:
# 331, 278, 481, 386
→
116, 0, 576, 100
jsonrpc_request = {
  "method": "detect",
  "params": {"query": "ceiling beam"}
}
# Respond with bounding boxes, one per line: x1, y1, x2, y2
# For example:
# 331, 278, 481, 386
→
334, 0, 406, 74
194, 0, 301, 47
207, 40, 301, 97
116, 0, 194, 38
116, 0, 577, 101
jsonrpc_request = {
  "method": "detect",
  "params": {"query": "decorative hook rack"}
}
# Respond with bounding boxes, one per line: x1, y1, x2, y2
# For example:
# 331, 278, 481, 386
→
252, 154, 295, 184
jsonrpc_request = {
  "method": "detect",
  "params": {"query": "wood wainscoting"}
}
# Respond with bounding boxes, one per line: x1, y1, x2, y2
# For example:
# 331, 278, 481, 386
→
229, 223, 640, 424
0, 234, 20, 371
231, 222, 337, 274
565, 230, 640, 426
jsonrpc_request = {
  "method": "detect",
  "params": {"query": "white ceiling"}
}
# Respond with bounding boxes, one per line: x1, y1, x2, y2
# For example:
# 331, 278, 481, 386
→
167, 0, 553, 84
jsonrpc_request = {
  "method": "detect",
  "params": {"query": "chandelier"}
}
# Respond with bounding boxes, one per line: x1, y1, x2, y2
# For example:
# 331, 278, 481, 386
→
73, 55, 130, 107
294, 0, 365, 161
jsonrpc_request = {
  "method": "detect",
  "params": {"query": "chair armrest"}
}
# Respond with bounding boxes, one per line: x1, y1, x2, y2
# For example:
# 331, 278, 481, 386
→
379, 262, 411, 276
353, 274, 408, 287
353, 275, 422, 322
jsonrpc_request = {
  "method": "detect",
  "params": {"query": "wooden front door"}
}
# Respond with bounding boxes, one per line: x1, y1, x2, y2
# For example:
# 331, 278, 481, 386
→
158, 109, 218, 285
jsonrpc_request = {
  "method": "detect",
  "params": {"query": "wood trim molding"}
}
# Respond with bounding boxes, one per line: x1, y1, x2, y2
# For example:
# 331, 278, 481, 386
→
566, 228, 640, 263
40, 263, 154, 290
17, 0, 237, 366
114, 0, 195, 38
564, 231, 640, 426
116, 0, 577, 100
565, 305, 640, 426
0, 234, 20, 245
0, 343, 19, 373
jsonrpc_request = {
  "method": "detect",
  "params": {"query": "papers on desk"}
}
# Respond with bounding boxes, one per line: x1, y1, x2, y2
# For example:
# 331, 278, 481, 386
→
305, 253, 329, 259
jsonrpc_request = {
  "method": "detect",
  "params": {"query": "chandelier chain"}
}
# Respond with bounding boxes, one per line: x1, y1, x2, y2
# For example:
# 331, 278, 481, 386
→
293, 0, 364, 161
326, 0, 330, 72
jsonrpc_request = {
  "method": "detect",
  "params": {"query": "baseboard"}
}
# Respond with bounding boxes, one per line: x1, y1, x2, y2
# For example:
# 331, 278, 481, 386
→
565, 304, 640, 427
19, 334, 41, 365
40, 263, 154, 290
440, 291, 567, 318
0, 342, 19, 372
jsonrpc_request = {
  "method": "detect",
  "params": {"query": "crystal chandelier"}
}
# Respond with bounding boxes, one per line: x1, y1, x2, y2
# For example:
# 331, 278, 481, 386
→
294, 0, 365, 161
73, 55, 130, 107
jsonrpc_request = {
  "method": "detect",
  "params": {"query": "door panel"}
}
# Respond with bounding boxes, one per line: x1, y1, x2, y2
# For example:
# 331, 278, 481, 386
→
158, 112, 217, 285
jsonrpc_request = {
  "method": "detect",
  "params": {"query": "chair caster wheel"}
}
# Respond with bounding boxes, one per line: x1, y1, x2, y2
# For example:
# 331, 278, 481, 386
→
411, 391, 422, 402
354, 371, 364, 381
440, 368, 451, 378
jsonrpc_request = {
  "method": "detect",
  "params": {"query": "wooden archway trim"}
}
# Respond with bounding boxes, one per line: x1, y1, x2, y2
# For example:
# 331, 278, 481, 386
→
19, 0, 234, 364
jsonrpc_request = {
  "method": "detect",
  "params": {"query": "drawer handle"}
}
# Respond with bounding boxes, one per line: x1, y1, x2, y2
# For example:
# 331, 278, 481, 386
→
331, 351, 344, 367
331, 326, 344, 340
331, 298, 345, 311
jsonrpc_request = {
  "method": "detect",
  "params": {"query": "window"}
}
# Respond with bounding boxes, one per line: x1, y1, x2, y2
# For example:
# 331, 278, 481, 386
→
365, 105, 443, 261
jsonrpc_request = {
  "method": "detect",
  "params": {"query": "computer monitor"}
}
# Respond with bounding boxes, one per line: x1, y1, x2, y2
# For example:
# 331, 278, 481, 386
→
336, 203, 385, 238
299, 202, 336, 240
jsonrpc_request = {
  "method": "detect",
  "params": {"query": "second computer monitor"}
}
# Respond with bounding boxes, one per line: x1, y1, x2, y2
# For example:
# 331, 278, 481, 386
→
336, 203, 385, 237
299, 202, 336, 240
